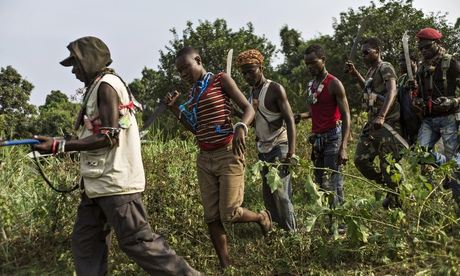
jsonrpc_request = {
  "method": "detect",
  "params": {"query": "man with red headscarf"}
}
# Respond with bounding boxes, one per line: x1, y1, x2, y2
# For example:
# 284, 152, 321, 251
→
414, 27, 460, 212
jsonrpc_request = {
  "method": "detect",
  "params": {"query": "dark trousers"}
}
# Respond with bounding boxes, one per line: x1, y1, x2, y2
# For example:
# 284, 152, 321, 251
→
312, 125, 344, 207
259, 143, 296, 231
71, 192, 199, 276
354, 122, 402, 189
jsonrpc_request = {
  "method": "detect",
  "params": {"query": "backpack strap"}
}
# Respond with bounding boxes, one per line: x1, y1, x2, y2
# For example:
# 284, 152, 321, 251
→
441, 53, 452, 93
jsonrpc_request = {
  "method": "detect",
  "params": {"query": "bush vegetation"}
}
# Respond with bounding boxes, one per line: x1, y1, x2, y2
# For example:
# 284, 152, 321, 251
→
1, 118, 459, 275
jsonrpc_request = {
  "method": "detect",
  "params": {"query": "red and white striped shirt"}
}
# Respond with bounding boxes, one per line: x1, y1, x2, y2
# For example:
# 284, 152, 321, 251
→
189, 72, 233, 150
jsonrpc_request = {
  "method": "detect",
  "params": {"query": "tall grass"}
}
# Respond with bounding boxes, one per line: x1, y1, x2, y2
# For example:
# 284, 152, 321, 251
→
1, 119, 460, 275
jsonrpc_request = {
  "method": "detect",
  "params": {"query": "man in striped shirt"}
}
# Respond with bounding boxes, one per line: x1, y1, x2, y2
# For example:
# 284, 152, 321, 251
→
165, 47, 272, 269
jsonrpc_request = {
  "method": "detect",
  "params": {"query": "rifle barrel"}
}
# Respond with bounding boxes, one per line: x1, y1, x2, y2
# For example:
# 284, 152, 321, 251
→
0, 139, 40, 147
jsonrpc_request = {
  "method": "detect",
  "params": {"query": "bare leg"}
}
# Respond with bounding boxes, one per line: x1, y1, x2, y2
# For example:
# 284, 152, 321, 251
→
208, 220, 230, 268
233, 208, 272, 235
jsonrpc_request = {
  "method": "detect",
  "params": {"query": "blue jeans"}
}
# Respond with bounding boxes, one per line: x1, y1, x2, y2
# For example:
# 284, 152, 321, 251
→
418, 115, 457, 164
312, 125, 344, 207
258, 143, 296, 231
418, 114, 460, 202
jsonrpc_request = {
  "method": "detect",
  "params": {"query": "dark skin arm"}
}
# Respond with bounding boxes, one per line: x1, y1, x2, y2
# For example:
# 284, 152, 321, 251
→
221, 73, 255, 156
271, 83, 296, 159
329, 78, 351, 165
294, 109, 311, 124
164, 91, 197, 134
345, 61, 366, 89
34, 82, 119, 152
373, 78, 397, 128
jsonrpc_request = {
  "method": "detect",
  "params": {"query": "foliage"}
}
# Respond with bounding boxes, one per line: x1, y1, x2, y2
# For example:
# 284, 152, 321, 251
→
2, 1, 460, 274
275, 0, 460, 112
129, 19, 276, 136
33, 90, 79, 137
0, 66, 36, 139
2, 117, 460, 275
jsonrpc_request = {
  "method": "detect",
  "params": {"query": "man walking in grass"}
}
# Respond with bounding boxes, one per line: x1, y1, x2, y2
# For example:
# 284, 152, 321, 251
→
34, 36, 200, 275
296, 44, 351, 211
164, 46, 272, 269
236, 49, 297, 232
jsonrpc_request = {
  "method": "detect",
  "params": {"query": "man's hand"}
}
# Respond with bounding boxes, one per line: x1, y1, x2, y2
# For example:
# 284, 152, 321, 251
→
283, 152, 299, 165
294, 113, 301, 124
232, 126, 246, 156
431, 96, 459, 114
32, 135, 54, 154
337, 146, 348, 165
372, 115, 385, 130
163, 91, 180, 106
406, 79, 417, 91
344, 60, 358, 75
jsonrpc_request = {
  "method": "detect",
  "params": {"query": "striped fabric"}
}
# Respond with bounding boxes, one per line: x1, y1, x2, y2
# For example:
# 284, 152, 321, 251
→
190, 72, 233, 148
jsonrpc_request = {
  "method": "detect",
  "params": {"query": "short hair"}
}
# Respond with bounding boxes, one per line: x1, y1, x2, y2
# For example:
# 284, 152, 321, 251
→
176, 46, 199, 60
362, 37, 380, 51
304, 44, 325, 58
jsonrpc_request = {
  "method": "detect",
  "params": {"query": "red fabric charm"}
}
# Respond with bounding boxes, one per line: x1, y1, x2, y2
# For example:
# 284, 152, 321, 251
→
119, 101, 135, 110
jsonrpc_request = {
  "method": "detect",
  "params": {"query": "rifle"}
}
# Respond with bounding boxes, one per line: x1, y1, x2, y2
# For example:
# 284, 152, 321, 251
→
0, 138, 79, 193
0, 139, 40, 147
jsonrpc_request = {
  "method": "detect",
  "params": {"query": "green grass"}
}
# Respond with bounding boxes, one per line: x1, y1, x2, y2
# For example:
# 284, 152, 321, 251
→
1, 120, 460, 275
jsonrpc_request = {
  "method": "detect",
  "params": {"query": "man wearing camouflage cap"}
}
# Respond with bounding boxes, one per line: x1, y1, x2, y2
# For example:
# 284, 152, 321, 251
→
414, 27, 460, 211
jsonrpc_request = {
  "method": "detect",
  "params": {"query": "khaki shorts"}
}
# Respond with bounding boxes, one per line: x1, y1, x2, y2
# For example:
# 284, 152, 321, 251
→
197, 144, 245, 223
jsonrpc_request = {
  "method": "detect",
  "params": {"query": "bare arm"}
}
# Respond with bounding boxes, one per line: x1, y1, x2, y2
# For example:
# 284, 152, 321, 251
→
274, 83, 296, 157
165, 91, 196, 134
294, 92, 311, 124
345, 61, 365, 89
379, 79, 397, 120
330, 79, 351, 165
221, 72, 255, 156
34, 82, 120, 152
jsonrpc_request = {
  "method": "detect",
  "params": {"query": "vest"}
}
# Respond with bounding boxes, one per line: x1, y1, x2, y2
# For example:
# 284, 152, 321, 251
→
252, 80, 288, 153
309, 74, 341, 134
78, 74, 145, 198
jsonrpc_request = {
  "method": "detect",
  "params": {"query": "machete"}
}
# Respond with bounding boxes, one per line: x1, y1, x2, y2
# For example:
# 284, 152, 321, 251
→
344, 17, 368, 72
139, 92, 179, 138
383, 123, 410, 149
401, 31, 414, 81
226, 49, 233, 77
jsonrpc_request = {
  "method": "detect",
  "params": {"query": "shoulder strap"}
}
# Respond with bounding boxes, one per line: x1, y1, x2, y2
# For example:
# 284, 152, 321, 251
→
441, 53, 452, 92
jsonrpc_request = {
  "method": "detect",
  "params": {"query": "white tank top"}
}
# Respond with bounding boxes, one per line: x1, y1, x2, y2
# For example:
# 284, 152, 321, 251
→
252, 80, 288, 153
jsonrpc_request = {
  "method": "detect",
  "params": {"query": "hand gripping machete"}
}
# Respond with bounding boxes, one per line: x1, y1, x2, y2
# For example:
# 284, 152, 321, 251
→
139, 92, 179, 138
140, 49, 234, 138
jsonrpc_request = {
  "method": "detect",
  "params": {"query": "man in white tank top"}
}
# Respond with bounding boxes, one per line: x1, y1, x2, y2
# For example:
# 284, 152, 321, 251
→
34, 36, 200, 275
236, 49, 297, 231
